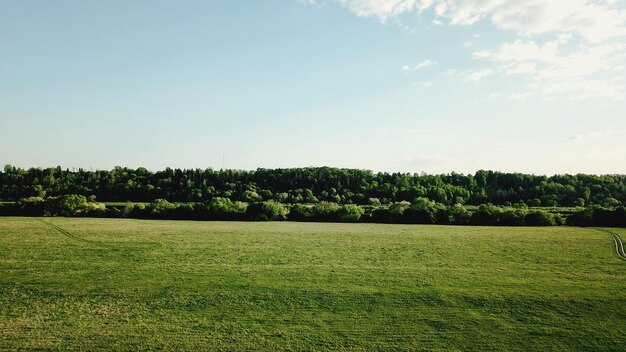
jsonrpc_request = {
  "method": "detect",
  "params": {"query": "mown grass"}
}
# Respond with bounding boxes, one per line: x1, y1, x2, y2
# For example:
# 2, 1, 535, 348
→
0, 217, 624, 351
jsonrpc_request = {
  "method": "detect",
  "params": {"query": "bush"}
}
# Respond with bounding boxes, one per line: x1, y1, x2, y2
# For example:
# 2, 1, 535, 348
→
172, 202, 196, 219
246, 201, 287, 221
566, 208, 593, 226
591, 207, 626, 227
449, 204, 470, 225
45, 195, 89, 216
311, 201, 342, 222
404, 206, 435, 224
338, 204, 364, 222
106, 207, 125, 218
207, 197, 247, 220
499, 209, 526, 226
524, 210, 555, 226
126, 203, 147, 218
368, 198, 381, 206
470, 204, 502, 226
288, 204, 314, 221
370, 208, 392, 223
147, 199, 177, 218
388, 201, 411, 223
434, 208, 451, 225
0, 202, 20, 216
406, 198, 446, 224
85, 201, 107, 217
17, 196, 46, 216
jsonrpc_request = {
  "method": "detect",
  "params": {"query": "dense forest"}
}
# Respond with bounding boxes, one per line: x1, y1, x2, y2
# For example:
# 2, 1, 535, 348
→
1, 165, 625, 227
1, 165, 625, 207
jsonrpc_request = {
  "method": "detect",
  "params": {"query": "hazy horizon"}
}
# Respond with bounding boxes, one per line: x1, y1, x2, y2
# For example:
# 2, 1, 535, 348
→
2, 1, 625, 175
4, 162, 626, 178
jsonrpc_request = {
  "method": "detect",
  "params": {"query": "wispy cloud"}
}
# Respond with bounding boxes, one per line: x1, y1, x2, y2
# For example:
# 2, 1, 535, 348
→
381, 128, 431, 135
337, 0, 434, 23
472, 35, 626, 99
402, 59, 437, 72
407, 154, 450, 167
463, 68, 493, 83
331, 1, 626, 43
299, 0, 326, 7
568, 130, 626, 141
412, 80, 432, 88
304, 0, 626, 100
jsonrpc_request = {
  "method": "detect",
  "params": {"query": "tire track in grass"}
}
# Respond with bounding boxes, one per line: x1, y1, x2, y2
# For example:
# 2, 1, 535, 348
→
609, 232, 626, 260
34, 218, 112, 248
595, 229, 626, 261
34, 218, 162, 250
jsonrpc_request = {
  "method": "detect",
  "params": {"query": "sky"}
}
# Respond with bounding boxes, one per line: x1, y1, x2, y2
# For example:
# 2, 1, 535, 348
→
1, 0, 625, 175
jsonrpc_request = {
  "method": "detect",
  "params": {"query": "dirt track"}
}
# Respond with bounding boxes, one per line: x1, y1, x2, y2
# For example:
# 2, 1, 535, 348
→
35, 218, 113, 248
596, 229, 626, 261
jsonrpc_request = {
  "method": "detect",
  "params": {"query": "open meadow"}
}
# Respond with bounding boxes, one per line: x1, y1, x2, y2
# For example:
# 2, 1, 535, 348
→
0, 217, 625, 351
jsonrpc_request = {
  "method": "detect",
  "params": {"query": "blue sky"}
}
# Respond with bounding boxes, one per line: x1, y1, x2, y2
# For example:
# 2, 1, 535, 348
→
1, 0, 625, 174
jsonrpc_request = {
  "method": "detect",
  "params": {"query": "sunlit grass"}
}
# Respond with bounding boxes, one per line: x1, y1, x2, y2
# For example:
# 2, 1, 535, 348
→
0, 218, 624, 351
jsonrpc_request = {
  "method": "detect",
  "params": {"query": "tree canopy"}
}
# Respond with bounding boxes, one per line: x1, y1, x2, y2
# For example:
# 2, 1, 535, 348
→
1, 165, 624, 208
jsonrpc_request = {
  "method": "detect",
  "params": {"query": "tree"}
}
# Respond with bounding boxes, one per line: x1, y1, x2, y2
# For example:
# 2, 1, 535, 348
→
246, 201, 287, 221
368, 198, 381, 206
17, 196, 46, 216
46, 195, 89, 216
311, 201, 341, 222
147, 199, 176, 218
207, 197, 247, 220
470, 204, 501, 226
0, 166, 625, 215
338, 204, 365, 222
524, 210, 555, 226
288, 204, 313, 221
388, 201, 411, 222
404, 198, 436, 224
449, 204, 470, 225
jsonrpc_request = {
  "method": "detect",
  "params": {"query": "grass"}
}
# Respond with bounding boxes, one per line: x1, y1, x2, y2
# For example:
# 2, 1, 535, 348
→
0, 217, 624, 351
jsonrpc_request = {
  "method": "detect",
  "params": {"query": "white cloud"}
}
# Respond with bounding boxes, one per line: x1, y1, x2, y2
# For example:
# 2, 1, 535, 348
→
330, 0, 622, 40
317, 0, 626, 42
434, 2, 447, 16
304, 0, 626, 100
504, 62, 536, 75
407, 154, 451, 167
540, 78, 625, 100
569, 130, 626, 141
464, 68, 493, 82
471, 50, 492, 59
508, 92, 531, 100
473, 38, 563, 63
412, 80, 433, 87
381, 127, 431, 135
337, 0, 434, 23
414, 59, 436, 69
299, 0, 326, 7
472, 36, 626, 99
402, 59, 437, 72
434, 0, 626, 43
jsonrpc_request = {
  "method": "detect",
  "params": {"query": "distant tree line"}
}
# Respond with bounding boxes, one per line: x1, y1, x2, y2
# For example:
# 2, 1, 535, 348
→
1, 165, 625, 207
1, 194, 625, 227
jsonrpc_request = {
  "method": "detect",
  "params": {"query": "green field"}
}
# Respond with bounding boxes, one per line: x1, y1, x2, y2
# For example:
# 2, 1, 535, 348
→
0, 218, 624, 351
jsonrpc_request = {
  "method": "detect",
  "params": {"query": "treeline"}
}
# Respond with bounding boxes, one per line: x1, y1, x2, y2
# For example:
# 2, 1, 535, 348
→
1, 165, 625, 207
2, 194, 625, 227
